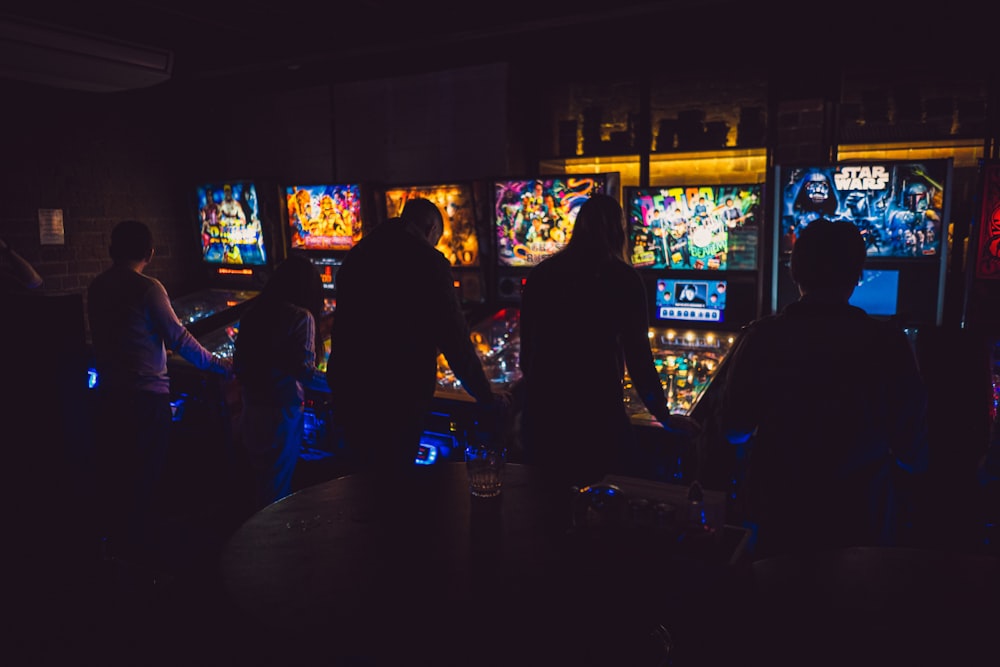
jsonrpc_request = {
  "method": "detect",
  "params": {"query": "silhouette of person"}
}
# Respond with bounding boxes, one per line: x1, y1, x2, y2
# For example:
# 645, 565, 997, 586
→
234, 255, 324, 511
0, 237, 43, 292
519, 194, 700, 490
326, 198, 509, 475
715, 218, 929, 559
87, 220, 232, 568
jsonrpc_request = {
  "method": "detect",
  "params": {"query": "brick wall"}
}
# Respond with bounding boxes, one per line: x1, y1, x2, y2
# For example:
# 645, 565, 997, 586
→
0, 80, 201, 308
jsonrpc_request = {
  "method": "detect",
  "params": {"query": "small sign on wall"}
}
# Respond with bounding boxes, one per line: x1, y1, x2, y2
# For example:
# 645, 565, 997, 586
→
38, 208, 65, 245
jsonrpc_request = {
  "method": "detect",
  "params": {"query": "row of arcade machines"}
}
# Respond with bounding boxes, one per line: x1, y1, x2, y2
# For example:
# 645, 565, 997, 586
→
427, 174, 759, 478
150, 160, 955, 485
428, 160, 955, 486
157, 179, 494, 467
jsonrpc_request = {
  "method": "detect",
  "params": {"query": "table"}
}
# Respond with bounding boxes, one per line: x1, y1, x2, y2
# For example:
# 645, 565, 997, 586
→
220, 463, 748, 666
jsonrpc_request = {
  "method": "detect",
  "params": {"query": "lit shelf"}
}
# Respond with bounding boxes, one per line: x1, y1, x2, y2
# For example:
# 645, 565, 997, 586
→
540, 148, 768, 187
836, 139, 984, 168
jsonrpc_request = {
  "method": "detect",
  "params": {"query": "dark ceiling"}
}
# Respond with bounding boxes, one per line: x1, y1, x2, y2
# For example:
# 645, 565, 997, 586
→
0, 1, 990, 93
1, 0, 704, 90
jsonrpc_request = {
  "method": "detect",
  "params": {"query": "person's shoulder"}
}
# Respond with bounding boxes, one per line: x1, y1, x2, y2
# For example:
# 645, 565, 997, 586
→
530, 253, 558, 273
736, 312, 784, 339
611, 258, 642, 279
523, 253, 563, 284
285, 300, 314, 321
139, 273, 167, 296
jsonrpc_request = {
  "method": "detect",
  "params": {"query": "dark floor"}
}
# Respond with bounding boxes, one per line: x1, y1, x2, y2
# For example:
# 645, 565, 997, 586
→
10, 445, 352, 666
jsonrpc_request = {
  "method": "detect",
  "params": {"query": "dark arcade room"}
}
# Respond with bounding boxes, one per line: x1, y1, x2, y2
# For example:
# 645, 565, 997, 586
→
2, 1, 999, 665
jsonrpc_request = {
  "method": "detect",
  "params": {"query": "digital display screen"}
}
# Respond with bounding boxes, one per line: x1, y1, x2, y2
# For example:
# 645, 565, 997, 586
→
655, 279, 727, 323
494, 175, 610, 267
307, 256, 341, 293
383, 183, 479, 267
627, 184, 762, 271
197, 182, 268, 267
849, 269, 899, 317
777, 161, 949, 259
285, 183, 364, 252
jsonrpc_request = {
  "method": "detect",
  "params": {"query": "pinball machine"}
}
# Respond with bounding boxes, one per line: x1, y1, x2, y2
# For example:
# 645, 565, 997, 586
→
137, 179, 281, 494
280, 181, 373, 454
771, 160, 952, 334
424, 173, 621, 464
170, 180, 275, 338
623, 182, 766, 482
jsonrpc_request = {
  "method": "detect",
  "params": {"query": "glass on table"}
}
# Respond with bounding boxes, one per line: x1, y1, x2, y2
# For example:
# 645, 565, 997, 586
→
464, 444, 507, 498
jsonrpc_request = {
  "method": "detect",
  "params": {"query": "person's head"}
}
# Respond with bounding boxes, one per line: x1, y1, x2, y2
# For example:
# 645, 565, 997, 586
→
400, 198, 444, 246
566, 193, 627, 262
263, 255, 324, 316
789, 218, 866, 297
109, 220, 154, 264
223, 184, 234, 201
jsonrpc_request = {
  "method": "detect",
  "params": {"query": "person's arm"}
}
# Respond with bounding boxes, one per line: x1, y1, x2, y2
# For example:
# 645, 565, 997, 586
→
286, 308, 316, 383
716, 327, 761, 446
885, 328, 930, 474
0, 238, 43, 289
430, 256, 495, 405
619, 268, 697, 435
518, 279, 534, 381
147, 280, 231, 375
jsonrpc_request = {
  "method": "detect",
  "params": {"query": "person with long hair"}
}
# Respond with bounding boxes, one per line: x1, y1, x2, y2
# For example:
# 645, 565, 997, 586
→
234, 255, 324, 510
519, 193, 698, 488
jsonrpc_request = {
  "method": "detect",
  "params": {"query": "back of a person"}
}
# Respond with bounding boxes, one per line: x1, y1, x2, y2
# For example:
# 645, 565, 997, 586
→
738, 300, 922, 552
87, 265, 166, 393
520, 248, 649, 484
521, 250, 636, 420
328, 220, 448, 405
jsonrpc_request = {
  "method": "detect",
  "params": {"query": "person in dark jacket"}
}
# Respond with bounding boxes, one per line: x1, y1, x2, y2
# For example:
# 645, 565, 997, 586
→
326, 198, 508, 475
234, 255, 324, 510
716, 218, 929, 558
518, 193, 699, 489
